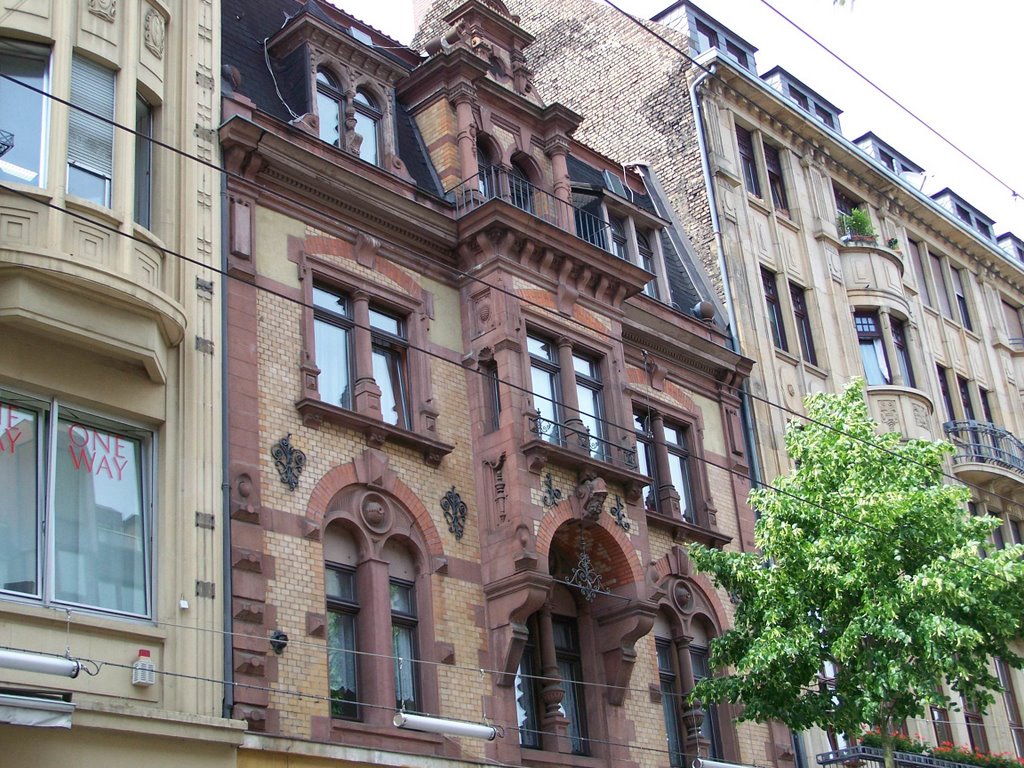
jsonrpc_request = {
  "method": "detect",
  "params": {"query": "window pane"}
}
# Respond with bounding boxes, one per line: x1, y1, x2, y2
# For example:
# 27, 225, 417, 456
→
317, 88, 341, 147
530, 366, 559, 442
68, 55, 115, 205
657, 639, 686, 767
326, 567, 355, 601
557, 657, 588, 755
369, 307, 401, 336
393, 623, 418, 711
315, 319, 351, 408
327, 610, 359, 718
389, 580, 415, 615
0, 401, 39, 595
54, 418, 147, 615
0, 43, 47, 186
667, 450, 693, 522
372, 345, 406, 427
515, 647, 541, 748
354, 111, 378, 165
854, 313, 890, 385
134, 95, 153, 228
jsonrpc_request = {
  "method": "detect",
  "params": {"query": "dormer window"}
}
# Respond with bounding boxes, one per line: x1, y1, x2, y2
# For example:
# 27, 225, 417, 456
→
352, 89, 380, 165
316, 68, 343, 148
610, 216, 628, 260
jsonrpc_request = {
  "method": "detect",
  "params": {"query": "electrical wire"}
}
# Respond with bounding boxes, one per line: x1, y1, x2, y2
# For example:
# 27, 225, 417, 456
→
0, 34, 1022, 608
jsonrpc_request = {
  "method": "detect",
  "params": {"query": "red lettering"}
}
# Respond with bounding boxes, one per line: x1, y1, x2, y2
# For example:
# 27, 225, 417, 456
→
94, 454, 114, 479
113, 456, 128, 481
113, 436, 125, 459
68, 445, 94, 473
4, 427, 22, 453
68, 423, 90, 448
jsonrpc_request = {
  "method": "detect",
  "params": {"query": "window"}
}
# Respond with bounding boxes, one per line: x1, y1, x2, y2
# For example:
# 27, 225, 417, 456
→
370, 307, 409, 429
484, 361, 501, 433
962, 694, 989, 753
68, 54, 115, 205
814, 104, 835, 129
790, 283, 817, 365
764, 144, 789, 212
316, 68, 343, 148
527, 334, 606, 458
554, 616, 588, 755
930, 252, 954, 319
515, 635, 542, 748
930, 694, 953, 745
391, 579, 419, 711
936, 365, 955, 422
609, 216, 628, 260
656, 636, 686, 767
326, 565, 359, 719
637, 231, 660, 299
509, 160, 534, 214
635, 411, 702, 526
891, 319, 915, 388
957, 376, 976, 421
855, 311, 890, 385
724, 40, 748, 69
834, 187, 858, 217
1002, 300, 1024, 342
352, 89, 380, 166
951, 268, 973, 331
736, 126, 761, 198
908, 239, 932, 307
0, 40, 48, 187
134, 95, 153, 229
762, 268, 788, 351
0, 394, 151, 617
690, 642, 723, 757
996, 658, 1024, 757
789, 87, 810, 111
311, 282, 412, 430
694, 20, 719, 51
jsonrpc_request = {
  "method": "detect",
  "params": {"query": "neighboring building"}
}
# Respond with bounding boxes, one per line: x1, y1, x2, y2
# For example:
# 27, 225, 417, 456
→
414, 0, 1024, 763
0, 0, 242, 766
220, 2, 760, 768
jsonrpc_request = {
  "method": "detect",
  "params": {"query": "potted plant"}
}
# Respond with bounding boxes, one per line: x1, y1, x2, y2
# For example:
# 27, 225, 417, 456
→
838, 207, 877, 244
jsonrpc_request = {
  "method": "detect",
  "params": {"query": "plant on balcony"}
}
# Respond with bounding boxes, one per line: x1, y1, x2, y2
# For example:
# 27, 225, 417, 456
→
859, 730, 1024, 768
859, 729, 927, 755
688, 381, 1024, 768
839, 207, 877, 243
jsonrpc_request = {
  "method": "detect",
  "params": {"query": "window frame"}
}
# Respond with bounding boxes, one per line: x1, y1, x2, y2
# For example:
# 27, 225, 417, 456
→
789, 282, 817, 365
0, 391, 154, 619
134, 93, 154, 229
736, 125, 762, 198
316, 67, 344, 149
854, 311, 891, 386
326, 563, 360, 720
390, 577, 420, 712
951, 267, 974, 331
352, 88, 381, 166
67, 53, 116, 207
891, 318, 915, 388
0, 39, 50, 188
763, 143, 789, 214
761, 267, 789, 352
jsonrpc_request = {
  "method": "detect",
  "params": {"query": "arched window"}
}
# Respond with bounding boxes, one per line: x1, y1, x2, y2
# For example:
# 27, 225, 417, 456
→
353, 88, 380, 166
477, 138, 496, 198
325, 524, 360, 719
637, 231, 660, 299
316, 68, 343, 148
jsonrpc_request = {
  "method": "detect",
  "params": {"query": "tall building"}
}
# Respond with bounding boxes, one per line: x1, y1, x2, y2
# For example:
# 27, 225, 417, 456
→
0, 0, 239, 765
415, 0, 1024, 761
219, 1, 768, 767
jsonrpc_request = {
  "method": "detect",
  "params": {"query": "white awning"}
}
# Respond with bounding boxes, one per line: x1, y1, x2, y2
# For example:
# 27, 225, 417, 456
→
0, 693, 75, 728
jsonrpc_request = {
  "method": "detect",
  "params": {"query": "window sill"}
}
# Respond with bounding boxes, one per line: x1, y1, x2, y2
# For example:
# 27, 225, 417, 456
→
296, 398, 454, 467
64, 194, 120, 227
0, 597, 164, 641
328, 718, 445, 753
521, 746, 608, 768
644, 510, 731, 547
773, 347, 801, 366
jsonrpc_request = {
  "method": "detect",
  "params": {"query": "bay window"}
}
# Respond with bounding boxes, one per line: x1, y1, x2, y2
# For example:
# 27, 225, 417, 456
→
0, 394, 151, 617
68, 54, 115, 206
0, 40, 48, 187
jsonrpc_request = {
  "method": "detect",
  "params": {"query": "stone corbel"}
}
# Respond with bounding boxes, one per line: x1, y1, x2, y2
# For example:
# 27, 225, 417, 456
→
595, 598, 657, 705
483, 569, 552, 686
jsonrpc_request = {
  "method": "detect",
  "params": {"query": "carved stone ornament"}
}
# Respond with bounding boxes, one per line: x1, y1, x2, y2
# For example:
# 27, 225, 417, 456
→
441, 487, 467, 541
541, 473, 563, 508
144, 7, 166, 59
359, 492, 391, 535
576, 475, 608, 521
89, 0, 116, 22
609, 495, 630, 532
270, 434, 306, 491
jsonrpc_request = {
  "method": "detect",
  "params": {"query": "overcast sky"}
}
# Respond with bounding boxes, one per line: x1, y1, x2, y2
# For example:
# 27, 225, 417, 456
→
333, 0, 1024, 238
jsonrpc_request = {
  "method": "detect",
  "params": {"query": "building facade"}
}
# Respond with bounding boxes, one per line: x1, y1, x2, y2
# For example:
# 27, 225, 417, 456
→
0, 0, 241, 765
422, 0, 1024, 761
219, 1, 769, 768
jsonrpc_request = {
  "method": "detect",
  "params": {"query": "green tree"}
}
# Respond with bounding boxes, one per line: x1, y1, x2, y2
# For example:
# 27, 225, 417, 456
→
689, 381, 1024, 768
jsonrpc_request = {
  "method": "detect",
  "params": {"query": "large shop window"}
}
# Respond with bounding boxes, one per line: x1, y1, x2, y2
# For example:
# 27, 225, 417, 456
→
0, 40, 49, 187
68, 54, 116, 206
0, 395, 151, 617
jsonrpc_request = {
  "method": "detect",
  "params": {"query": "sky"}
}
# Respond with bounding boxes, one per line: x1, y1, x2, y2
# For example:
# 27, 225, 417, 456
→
333, 0, 1024, 238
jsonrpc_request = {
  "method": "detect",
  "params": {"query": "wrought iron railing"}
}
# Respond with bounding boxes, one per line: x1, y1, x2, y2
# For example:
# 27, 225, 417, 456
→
943, 420, 1024, 476
818, 746, 998, 768
449, 166, 621, 255
527, 412, 638, 471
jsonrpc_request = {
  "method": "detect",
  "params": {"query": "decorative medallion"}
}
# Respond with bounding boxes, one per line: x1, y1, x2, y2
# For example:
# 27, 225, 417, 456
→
144, 8, 166, 59
609, 495, 630, 532
441, 487, 467, 541
541, 473, 563, 508
270, 434, 306, 491
88, 0, 116, 22
567, 528, 603, 602
359, 493, 391, 535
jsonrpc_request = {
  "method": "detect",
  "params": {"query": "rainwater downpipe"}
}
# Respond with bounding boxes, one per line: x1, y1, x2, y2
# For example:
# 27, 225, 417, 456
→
688, 64, 764, 493
219, 159, 234, 720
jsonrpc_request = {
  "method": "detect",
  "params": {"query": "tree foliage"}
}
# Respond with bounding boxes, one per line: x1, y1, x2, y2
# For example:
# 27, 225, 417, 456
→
689, 381, 1024, 768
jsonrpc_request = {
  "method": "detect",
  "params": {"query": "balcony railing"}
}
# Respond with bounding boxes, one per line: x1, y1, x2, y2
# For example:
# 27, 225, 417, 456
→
819, 746, 977, 768
449, 166, 619, 254
944, 419, 1024, 476
527, 412, 638, 471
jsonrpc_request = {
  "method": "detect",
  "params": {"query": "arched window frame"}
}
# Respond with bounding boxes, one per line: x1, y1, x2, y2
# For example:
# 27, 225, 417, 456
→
352, 86, 382, 166
315, 67, 344, 148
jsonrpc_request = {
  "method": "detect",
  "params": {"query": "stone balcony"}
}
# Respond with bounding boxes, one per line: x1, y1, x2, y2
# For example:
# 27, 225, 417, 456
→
865, 385, 936, 441
943, 419, 1024, 494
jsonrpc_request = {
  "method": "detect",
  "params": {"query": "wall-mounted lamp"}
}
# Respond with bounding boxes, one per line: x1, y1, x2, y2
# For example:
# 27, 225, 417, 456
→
0, 649, 81, 679
393, 711, 497, 741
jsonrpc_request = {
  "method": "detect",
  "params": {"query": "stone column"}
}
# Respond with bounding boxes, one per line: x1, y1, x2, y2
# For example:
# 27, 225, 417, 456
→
651, 412, 681, 517
557, 337, 585, 450
545, 135, 575, 234
352, 291, 382, 418
537, 604, 570, 751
